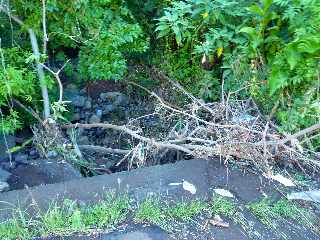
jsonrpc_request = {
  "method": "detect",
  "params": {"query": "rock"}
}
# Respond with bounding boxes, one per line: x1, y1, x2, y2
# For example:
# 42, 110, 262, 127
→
14, 153, 29, 164
72, 113, 81, 122
114, 94, 129, 106
72, 95, 86, 108
8, 160, 82, 190
96, 109, 103, 118
29, 148, 40, 159
100, 92, 129, 106
0, 168, 11, 182
89, 114, 101, 124
84, 98, 92, 110
0, 134, 16, 162
64, 85, 86, 108
78, 136, 90, 145
102, 104, 115, 114
0, 181, 9, 192
47, 150, 58, 159
0, 161, 16, 170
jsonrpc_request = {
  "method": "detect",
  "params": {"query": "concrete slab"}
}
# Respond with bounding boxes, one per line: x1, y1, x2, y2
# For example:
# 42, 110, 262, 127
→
0, 159, 212, 220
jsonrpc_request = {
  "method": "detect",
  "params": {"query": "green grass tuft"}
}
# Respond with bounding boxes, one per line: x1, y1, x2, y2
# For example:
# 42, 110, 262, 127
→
167, 200, 208, 222
211, 196, 237, 218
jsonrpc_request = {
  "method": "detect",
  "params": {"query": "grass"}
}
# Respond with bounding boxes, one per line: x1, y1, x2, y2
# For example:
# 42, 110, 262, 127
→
134, 198, 207, 231
134, 197, 169, 230
211, 196, 237, 218
0, 193, 130, 240
167, 200, 208, 221
247, 197, 316, 230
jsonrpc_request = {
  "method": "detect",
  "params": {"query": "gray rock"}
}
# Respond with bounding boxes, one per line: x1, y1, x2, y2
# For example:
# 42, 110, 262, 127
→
0, 181, 9, 192
84, 98, 92, 110
114, 94, 129, 107
14, 153, 29, 164
0, 168, 11, 182
0, 161, 16, 170
72, 96, 86, 108
72, 113, 81, 122
78, 136, 90, 145
30, 160, 82, 181
29, 149, 40, 159
102, 104, 115, 114
89, 114, 101, 124
96, 109, 103, 118
47, 150, 58, 159
0, 134, 15, 162
64, 85, 86, 108
100, 92, 129, 106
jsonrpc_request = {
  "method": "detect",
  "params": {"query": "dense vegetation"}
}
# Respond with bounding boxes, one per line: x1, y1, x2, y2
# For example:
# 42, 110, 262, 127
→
0, 0, 319, 145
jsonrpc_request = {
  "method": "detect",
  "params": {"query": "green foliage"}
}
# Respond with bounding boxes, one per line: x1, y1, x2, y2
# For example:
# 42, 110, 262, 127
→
240, 0, 320, 133
6, 0, 148, 82
211, 196, 237, 218
0, 47, 38, 133
156, 0, 320, 137
247, 197, 315, 229
167, 200, 207, 221
134, 197, 169, 229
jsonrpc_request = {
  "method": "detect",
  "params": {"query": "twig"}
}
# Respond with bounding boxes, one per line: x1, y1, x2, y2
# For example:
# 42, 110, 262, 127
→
63, 123, 193, 154
42, 0, 48, 54
12, 99, 43, 123
78, 145, 131, 155
40, 60, 69, 102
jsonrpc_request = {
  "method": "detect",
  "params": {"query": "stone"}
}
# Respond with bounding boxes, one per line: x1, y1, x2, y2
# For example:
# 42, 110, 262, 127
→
64, 85, 86, 108
14, 153, 29, 164
0, 134, 16, 162
47, 150, 58, 159
78, 136, 90, 145
0, 161, 16, 170
0, 168, 11, 182
29, 148, 40, 159
7, 160, 82, 190
96, 109, 103, 118
72, 96, 86, 108
72, 113, 81, 122
102, 104, 115, 114
99, 92, 129, 106
114, 94, 129, 107
0, 181, 9, 192
84, 98, 92, 110
89, 114, 101, 124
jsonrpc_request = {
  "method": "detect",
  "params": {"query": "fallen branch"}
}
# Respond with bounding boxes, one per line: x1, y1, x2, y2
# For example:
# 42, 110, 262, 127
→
78, 145, 131, 155
63, 123, 193, 154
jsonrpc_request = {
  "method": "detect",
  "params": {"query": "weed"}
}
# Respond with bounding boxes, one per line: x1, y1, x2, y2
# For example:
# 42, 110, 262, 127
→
211, 196, 237, 218
0, 219, 31, 240
134, 197, 170, 230
82, 194, 130, 229
247, 197, 316, 230
167, 200, 208, 222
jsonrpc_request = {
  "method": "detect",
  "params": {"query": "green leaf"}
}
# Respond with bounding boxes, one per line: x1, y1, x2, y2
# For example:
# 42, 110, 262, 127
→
269, 70, 288, 95
248, 4, 264, 16
239, 27, 257, 39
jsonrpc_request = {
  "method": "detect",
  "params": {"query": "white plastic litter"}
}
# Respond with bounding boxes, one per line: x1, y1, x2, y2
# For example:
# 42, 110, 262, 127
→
287, 190, 320, 203
264, 173, 295, 187
168, 182, 182, 186
182, 180, 197, 194
213, 189, 234, 198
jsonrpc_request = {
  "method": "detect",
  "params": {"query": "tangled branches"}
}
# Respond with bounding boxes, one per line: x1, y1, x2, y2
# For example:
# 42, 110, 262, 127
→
61, 72, 320, 173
